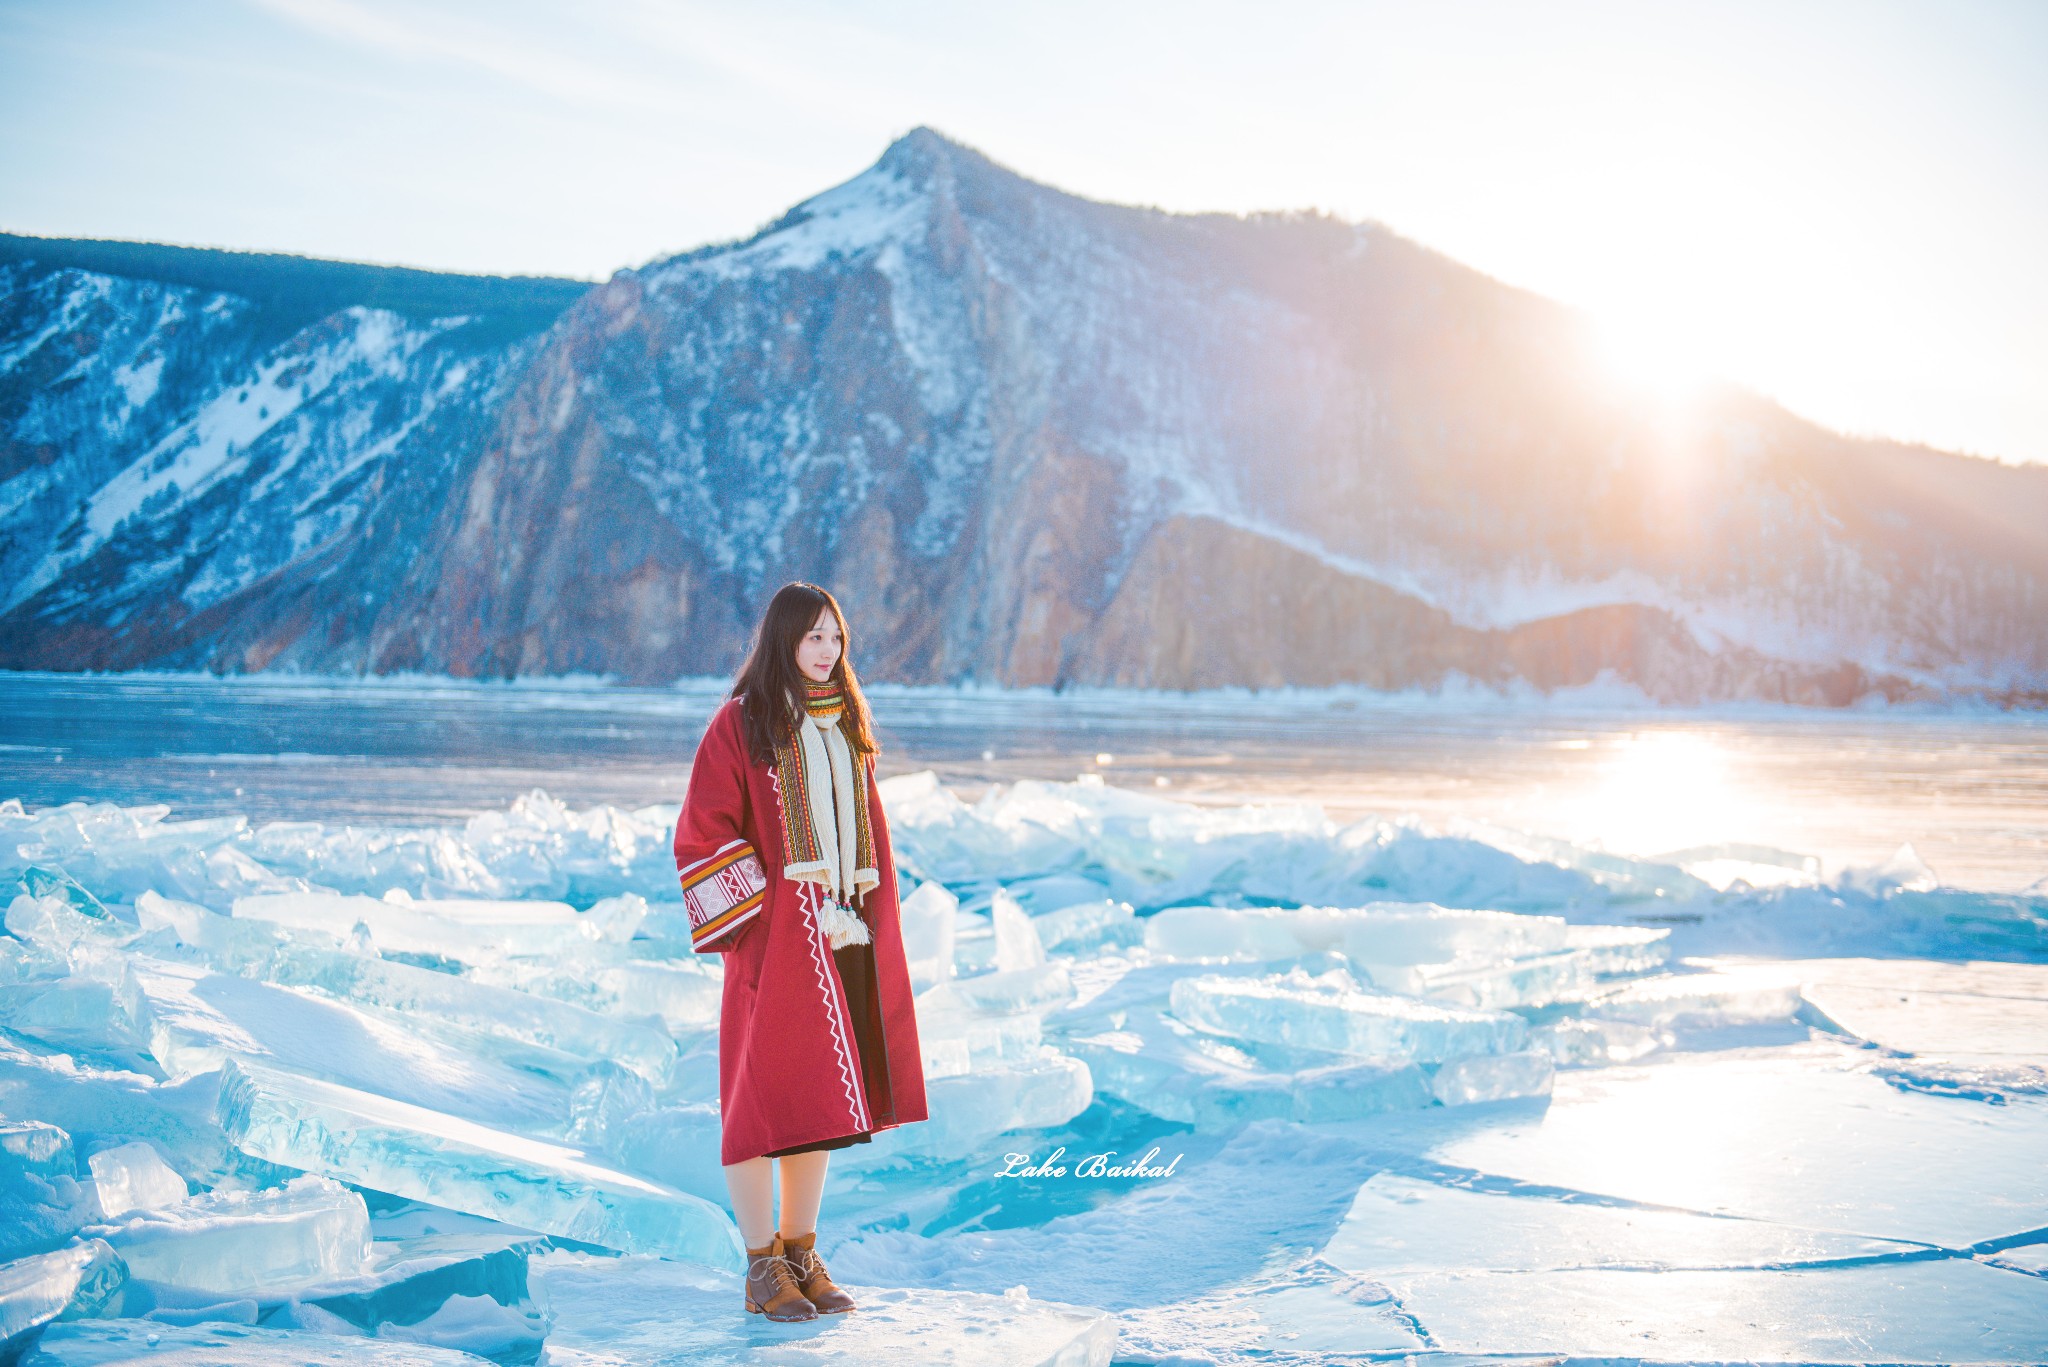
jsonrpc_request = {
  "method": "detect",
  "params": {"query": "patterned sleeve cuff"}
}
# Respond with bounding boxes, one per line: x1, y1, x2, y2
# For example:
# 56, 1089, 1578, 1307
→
680, 839, 767, 952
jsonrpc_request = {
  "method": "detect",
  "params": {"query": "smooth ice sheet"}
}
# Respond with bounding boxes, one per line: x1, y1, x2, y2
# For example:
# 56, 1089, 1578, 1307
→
530, 1250, 1118, 1367
22, 1321, 494, 1365
1324, 1173, 1928, 1276
1388, 1258, 2048, 1363
1427, 1048, 2048, 1247
1789, 956, 2048, 1060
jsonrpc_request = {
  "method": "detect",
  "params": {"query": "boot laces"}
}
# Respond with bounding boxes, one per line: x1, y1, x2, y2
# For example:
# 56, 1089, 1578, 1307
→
749, 1251, 802, 1298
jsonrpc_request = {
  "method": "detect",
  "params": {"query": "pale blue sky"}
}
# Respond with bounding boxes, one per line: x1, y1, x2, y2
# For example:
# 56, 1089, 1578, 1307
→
3, 0, 2044, 464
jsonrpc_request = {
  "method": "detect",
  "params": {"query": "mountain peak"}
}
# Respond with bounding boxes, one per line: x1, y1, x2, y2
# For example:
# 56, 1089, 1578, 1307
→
871, 126, 1035, 196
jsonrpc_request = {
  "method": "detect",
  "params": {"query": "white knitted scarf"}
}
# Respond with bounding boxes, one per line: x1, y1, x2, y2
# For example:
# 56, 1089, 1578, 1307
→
792, 704, 875, 949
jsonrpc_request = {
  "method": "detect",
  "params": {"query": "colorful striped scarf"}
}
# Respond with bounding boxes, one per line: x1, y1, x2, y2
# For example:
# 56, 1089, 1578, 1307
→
771, 678, 877, 946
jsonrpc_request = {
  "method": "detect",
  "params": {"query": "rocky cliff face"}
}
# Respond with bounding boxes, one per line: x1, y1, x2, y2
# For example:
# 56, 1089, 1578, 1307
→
3, 131, 2044, 701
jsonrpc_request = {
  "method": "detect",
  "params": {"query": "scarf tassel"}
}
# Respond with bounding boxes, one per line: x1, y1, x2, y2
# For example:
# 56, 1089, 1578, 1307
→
815, 893, 872, 949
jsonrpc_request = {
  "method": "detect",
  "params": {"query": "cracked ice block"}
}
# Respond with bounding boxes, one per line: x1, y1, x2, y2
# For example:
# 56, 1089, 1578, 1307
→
1, 1122, 75, 1184
122, 956, 570, 1136
16, 869, 112, 921
216, 1060, 743, 1269
265, 944, 677, 1085
1065, 1006, 1432, 1129
86, 1174, 369, 1295
85, 1141, 187, 1218
1170, 972, 1528, 1062
0, 1121, 88, 1261
0, 1240, 126, 1348
1365, 931, 1669, 1011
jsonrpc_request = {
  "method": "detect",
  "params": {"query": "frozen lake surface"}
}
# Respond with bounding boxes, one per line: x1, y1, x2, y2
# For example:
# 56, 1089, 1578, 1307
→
5, 670, 2045, 890
2, 671, 2045, 1365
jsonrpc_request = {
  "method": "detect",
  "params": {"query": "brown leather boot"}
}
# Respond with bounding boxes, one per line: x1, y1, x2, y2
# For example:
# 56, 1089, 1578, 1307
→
743, 1236, 818, 1321
781, 1229, 857, 1313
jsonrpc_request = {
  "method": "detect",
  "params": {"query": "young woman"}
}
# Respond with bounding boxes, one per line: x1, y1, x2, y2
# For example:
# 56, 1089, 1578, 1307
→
671, 582, 929, 1322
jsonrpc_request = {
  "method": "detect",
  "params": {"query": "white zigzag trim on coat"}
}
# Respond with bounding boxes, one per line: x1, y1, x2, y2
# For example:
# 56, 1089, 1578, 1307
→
799, 867, 871, 1133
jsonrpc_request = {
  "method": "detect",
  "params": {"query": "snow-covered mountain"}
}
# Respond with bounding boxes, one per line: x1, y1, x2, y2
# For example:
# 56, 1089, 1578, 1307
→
4, 129, 2044, 702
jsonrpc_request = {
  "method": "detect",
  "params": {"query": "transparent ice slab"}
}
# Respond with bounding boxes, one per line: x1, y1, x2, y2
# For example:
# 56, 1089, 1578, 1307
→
1365, 925, 1672, 1010
85, 1173, 370, 1295
1063, 1003, 1433, 1129
231, 892, 600, 964
261, 941, 678, 1085
1585, 965, 1806, 1028
915, 1007, 1044, 1080
15, 869, 113, 922
1426, 1050, 1555, 1105
121, 956, 571, 1135
870, 1049, 1094, 1161
466, 955, 721, 1035
530, 1248, 1118, 1367
896, 879, 958, 990
607, 1102, 725, 1206
1, 1121, 75, 1183
84, 1140, 187, 1218
1169, 971, 1529, 1062
1142, 902, 1574, 966
1031, 898, 1135, 953
0, 1032, 234, 1194
917, 963, 1075, 1016
150, 889, 710, 1048
0, 1239, 125, 1347
991, 889, 1047, 971
216, 1059, 743, 1268
1529, 1015, 1663, 1066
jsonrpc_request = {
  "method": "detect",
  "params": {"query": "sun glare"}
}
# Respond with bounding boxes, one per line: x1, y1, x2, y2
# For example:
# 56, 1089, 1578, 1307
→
1567, 729, 1742, 857
1591, 313, 1718, 407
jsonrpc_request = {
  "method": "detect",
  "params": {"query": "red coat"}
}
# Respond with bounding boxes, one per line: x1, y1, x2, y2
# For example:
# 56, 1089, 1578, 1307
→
672, 695, 929, 1164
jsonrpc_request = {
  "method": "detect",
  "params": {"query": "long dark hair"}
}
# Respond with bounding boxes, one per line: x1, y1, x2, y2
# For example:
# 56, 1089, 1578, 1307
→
731, 582, 880, 767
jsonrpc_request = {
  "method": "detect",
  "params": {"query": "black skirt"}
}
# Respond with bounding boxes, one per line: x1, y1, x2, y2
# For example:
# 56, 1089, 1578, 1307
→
761, 940, 890, 1157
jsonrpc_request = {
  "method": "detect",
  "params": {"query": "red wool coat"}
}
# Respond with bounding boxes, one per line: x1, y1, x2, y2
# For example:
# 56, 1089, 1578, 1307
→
672, 695, 929, 1165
